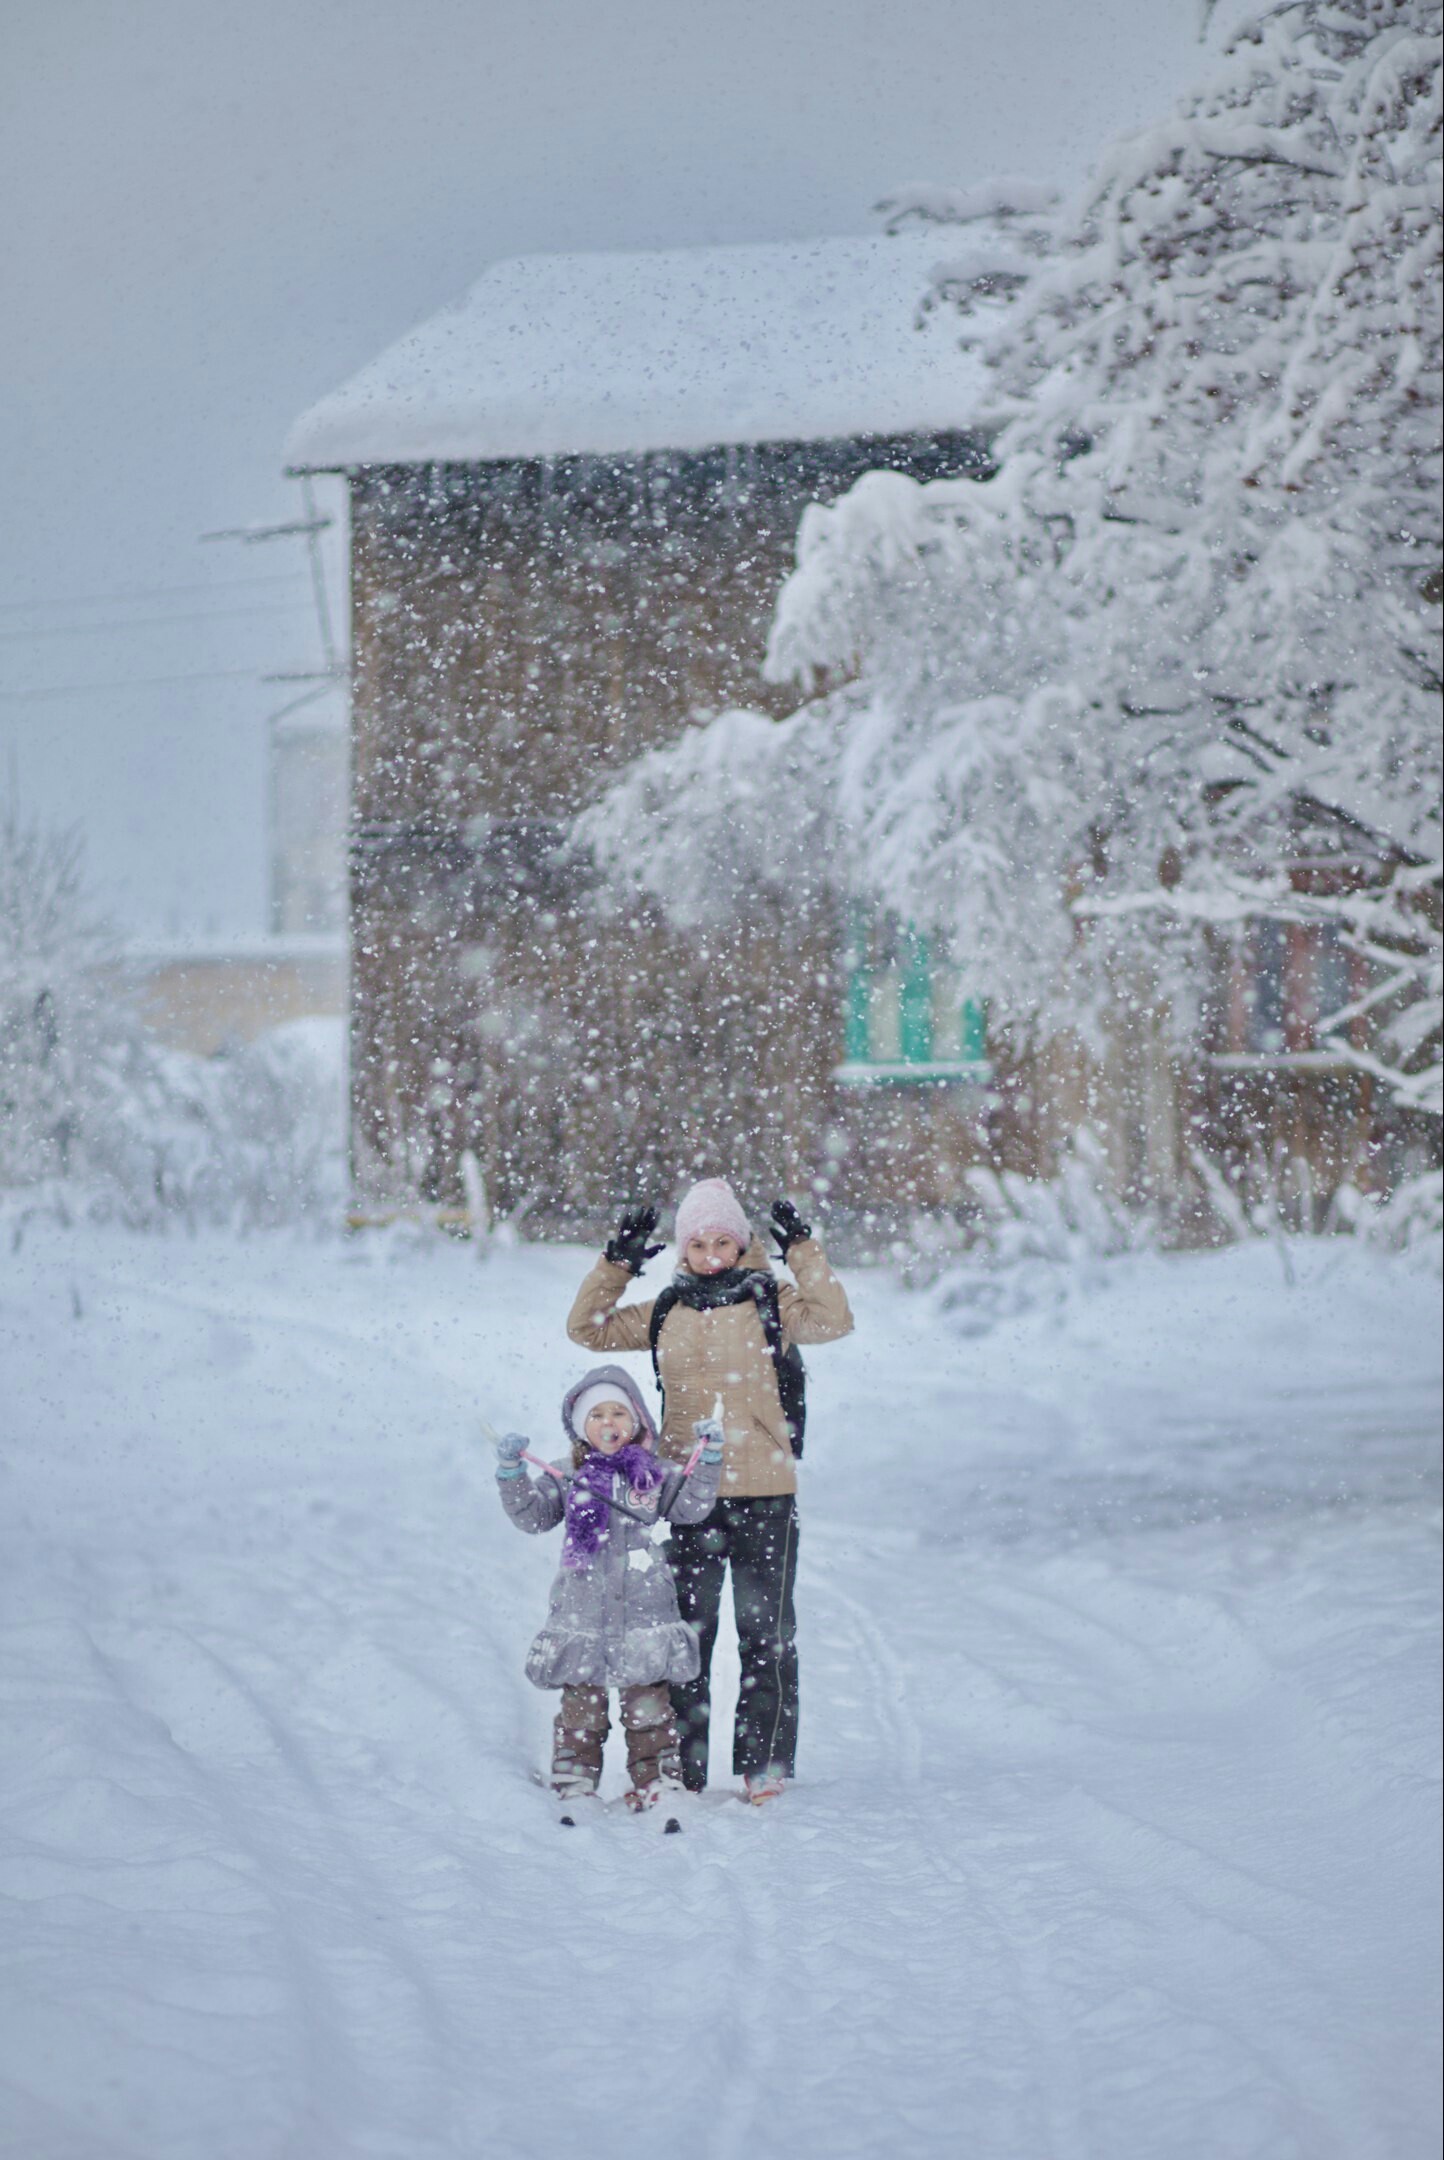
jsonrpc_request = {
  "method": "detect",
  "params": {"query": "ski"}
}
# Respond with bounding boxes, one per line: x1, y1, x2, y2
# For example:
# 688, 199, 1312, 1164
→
547, 1787, 685, 1830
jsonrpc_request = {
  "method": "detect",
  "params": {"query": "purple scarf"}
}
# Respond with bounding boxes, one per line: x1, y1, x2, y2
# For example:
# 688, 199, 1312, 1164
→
562, 1443, 666, 1570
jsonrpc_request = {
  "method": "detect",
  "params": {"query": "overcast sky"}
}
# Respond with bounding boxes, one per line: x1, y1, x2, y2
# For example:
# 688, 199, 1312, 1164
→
2, 0, 1214, 937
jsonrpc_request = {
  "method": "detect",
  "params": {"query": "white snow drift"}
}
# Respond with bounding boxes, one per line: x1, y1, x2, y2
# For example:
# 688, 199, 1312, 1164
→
2, 1227, 1439, 2159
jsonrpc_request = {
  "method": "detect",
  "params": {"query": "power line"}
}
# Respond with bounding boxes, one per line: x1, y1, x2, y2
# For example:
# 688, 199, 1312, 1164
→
300, 474, 340, 676
0, 490, 348, 719
0, 600, 317, 644
205, 478, 342, 686
0, 666, 266, 702
201, 518, 331, 542
267, 682, 337, 729
0, 571, 312, 617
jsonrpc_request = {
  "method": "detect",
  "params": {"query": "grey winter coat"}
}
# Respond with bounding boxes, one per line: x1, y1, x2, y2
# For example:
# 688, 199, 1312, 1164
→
499, 1364, 721, 1690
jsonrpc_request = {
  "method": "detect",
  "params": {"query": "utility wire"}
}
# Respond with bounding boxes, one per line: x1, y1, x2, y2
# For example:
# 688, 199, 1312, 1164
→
267, 682, 336, 729
0, 600, 316, 643
0, 571, 310, 617
0, 667, 265, 702
0, 490, 348, 714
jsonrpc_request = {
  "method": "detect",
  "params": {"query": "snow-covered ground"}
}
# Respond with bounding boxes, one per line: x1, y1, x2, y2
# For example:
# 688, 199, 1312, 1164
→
2, 1225, 1439, 2160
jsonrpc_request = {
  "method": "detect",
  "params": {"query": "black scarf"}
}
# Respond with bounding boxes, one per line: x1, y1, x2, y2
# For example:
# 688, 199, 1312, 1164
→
666, 1265, 772, 1312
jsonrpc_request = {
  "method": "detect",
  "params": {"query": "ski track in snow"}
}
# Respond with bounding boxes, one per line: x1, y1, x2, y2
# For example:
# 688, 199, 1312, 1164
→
1, 1226, 1439, 2160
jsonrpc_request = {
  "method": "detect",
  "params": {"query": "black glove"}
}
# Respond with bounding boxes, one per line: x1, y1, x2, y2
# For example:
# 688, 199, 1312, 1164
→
769, 1199, 812, 1260
605, 1204, 663, 1276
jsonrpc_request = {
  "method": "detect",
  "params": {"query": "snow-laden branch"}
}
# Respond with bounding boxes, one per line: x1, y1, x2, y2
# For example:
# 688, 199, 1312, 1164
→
1080, 858, 1443, 1118
875, 176, 1062, 229
572, 0, 1441, 1117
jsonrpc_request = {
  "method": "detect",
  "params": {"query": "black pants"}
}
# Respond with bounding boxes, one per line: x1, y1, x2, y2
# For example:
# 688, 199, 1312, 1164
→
668, 1495, 799, 1790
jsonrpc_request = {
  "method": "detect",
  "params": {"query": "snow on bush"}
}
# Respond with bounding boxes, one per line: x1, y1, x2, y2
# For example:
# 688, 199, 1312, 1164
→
1, 805, 143, 1196
136, 1019, 346, 1233
0, 805, 343, 1233
890, 1128, 1157, 1333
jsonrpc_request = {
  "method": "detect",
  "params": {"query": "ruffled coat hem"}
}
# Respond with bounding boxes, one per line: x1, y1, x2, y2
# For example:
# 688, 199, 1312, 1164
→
525, 1619, 701, 1691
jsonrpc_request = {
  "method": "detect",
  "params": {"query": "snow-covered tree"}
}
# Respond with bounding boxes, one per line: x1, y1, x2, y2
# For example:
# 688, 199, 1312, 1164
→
0, 803, 342, 1229
0, 803, 147, 1195
577, 0, 1441, 1152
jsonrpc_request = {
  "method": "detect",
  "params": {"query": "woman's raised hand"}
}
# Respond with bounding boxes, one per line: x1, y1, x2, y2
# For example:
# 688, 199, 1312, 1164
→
605, 1203, 664, 1276
768, 1198, 811, 1259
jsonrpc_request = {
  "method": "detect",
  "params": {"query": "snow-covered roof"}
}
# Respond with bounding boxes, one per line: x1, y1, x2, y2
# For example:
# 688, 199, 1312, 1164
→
285, 233, 983, 470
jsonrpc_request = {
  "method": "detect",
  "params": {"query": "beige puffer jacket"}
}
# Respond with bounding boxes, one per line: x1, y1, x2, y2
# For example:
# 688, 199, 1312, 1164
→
565, 1237, 854, 1498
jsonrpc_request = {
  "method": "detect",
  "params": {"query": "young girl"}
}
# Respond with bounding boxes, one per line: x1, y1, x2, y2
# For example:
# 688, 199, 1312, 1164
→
567, 1178, 853, 1801
494, 1363, 722, 1823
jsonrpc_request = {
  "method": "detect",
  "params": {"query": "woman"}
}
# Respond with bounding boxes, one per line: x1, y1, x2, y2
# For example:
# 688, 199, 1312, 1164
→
566, 1176, 853, 1799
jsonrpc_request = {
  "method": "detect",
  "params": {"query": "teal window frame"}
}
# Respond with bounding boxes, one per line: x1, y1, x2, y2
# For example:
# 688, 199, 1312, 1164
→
838, 903, 989, 1085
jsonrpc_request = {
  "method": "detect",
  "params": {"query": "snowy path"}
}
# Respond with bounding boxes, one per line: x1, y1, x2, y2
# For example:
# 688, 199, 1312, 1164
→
2, 1228, 1439, 2159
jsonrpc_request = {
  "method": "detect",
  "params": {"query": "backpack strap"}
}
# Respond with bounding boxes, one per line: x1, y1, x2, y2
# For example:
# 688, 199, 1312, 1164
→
748, 1278, 806, 1458
748, 1274, 785, 1365
648, 1285, 681, 1407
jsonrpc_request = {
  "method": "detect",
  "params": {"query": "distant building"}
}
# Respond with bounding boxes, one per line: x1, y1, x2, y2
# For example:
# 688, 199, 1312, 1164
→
114, 935, 345, 1058
287, 235, 1000, 1230
269, 689, 348, 937
118, 697, 347, 1057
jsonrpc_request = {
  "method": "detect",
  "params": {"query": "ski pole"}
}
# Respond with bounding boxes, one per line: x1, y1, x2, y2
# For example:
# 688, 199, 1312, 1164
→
479, 1419, 566, 1483
683, 1395, 728, 1475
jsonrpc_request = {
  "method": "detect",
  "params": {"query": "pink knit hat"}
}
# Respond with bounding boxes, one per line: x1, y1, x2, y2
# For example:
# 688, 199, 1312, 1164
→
674, 1177, 750, 1254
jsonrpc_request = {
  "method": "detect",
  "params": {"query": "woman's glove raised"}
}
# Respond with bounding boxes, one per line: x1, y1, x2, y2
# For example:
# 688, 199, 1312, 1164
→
768, 1198, 812, 1260
605, 1203, 664, 1276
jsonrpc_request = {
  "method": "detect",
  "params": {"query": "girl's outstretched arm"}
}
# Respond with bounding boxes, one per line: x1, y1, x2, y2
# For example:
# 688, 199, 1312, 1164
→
494, 1435, 567, 1533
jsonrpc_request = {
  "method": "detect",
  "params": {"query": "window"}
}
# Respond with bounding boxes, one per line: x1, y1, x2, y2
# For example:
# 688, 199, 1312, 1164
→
1307, 922, 1353, 1043
837, 905, 989, 1084
1216, 918, 1362, 1067
1245, 919, 1288, 1055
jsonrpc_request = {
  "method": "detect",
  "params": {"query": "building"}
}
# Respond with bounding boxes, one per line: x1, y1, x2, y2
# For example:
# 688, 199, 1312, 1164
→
288, 234, 1403, 1238
116, 693, 347, 1058
269, 686, 348, 938
113, 935, 345, 1059
287, 234, 1004, 1232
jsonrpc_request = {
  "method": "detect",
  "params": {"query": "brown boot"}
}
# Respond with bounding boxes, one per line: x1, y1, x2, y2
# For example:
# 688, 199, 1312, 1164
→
621, 1681, 683, 1801
553, 1684, 609, 1798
